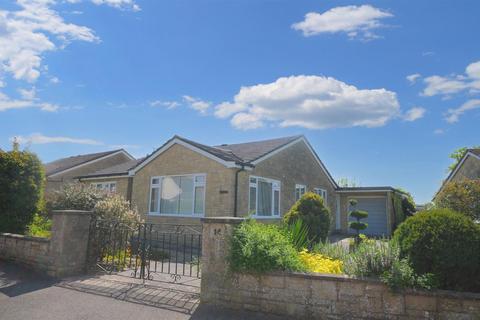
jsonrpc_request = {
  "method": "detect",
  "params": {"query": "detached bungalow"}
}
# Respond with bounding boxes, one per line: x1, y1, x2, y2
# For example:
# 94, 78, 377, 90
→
44, 149, 134, 196
77, 135, 403, 236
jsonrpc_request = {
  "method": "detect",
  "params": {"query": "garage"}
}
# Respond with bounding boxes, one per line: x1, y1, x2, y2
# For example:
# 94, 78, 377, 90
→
348, 197, 388, 236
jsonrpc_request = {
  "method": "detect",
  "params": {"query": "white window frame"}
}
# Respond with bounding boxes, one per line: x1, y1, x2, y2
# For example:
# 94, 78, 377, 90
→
91, 181, 117, 193
295, 184, 306, 201
314, 187, 328, 203
148, 173, 206, 217
249, 176, 281, 219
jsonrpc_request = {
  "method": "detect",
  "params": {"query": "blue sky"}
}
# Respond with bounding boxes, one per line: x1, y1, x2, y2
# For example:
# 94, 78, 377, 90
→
1, 0, 479, 203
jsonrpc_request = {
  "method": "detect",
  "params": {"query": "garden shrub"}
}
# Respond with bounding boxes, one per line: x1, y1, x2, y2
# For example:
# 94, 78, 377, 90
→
50, 183, 103, 212
0, 143, 45, 234
94, 194, 142, 226
393, 208, 480, 292
435, 179, 480, 221
26, 213, 52, 238
283, 219, 313, 250
342, 238, 400, 277
381, 259, 437, 291
348, 199, 368, 243
51, 183, 142, 225
230, 219, 305, 273
283, 192, 331, 242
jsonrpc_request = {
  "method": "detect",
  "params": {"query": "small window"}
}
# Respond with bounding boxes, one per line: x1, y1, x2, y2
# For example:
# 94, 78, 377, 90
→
295, 184, 306, 201
314, 188, 327, 203
92, 182, 116, 193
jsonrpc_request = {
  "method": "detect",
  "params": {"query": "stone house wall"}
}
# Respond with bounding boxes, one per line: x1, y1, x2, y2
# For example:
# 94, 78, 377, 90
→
131, 143, 236, 225
451, 155, 480, 182
236, 141, 337, 222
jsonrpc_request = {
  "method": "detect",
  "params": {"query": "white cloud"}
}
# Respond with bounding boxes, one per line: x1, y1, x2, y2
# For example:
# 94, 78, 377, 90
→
50, 76, 60, 84
91, 0, 140, 11
214, 75, 400, 130
150, 100, 180, 109
292, 5, 393, 40
403, 107, 426, 121
406, 73, 421, 84
0, 0, 99, 83
39, 102, 59, 112
433, 129, 444, 135
18, 87, 37, 100
183, 95, 211, 114
422, 60, 480, 97
13, 133, 103, 145
445, 99, 480, 123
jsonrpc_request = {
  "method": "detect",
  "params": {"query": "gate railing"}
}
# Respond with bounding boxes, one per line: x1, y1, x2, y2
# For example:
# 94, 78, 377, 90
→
87, 218, 202, 282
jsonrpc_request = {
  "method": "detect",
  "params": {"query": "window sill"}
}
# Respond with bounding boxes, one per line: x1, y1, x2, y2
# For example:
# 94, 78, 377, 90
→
147, 213, 204, 218
252, 215, 281, 220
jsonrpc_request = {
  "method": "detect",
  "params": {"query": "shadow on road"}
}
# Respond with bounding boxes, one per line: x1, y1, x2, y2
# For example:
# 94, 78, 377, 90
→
58, 273, 200, 315
0, 260, 58, 298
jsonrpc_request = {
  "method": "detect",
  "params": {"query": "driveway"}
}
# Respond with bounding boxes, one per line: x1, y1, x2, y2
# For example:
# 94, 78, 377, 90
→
0, 260, 285, 320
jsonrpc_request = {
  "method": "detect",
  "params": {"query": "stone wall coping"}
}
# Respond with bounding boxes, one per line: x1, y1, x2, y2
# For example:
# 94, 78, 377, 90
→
0, 232, 50, 242
201, 217, 245, 224
254, 271, 480, 300
51, 210, 93, 215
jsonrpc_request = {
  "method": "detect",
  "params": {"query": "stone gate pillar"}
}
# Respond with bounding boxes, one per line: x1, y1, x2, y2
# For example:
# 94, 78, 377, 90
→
49, 210, 93, 277
200, 217, 244, 303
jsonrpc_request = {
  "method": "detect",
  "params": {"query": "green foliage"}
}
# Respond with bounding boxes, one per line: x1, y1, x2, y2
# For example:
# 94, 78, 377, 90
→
350, 210, 369, 219
381, 259, 437, 291
94, 194, 142, 226
343, 238, 400, 277
283, 192, 331, 242
393, 209, 480, 292
435, 179, 480, 221
348, 199, 368, 243
313, 241, 349, 262
51, 183, 142, 225
337, 177, 359, 187
230, 219, 305, 273
283, 219, 313, 250
26, 213, 52, 238
50, 183, 103, 211
0, 144, 45, 234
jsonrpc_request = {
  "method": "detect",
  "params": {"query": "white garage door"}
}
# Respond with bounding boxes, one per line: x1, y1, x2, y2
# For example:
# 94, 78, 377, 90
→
349, 197, 388, 236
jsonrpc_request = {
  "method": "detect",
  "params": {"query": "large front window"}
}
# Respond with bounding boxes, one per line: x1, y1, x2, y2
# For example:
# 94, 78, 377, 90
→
249, 176, 280, 217
149, 174, 205, 216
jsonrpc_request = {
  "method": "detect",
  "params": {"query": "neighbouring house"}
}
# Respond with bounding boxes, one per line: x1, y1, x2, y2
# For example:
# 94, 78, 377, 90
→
434, 148, 480, 200
76, 135, 404, 236
44, 149, 134, 196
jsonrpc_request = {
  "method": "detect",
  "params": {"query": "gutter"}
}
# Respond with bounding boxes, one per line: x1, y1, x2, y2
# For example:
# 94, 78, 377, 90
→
233, 164, 247, 217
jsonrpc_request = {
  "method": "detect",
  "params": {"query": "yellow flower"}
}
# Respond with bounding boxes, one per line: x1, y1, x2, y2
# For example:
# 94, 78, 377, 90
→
298, 249, 343, 274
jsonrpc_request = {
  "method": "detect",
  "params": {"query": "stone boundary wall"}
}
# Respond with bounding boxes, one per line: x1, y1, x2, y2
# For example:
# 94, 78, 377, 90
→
0, 210, 92, 278
0, 233, 51, 273
201, 217, 480, 319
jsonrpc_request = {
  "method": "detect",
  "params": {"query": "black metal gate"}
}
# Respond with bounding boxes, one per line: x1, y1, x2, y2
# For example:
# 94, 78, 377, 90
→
87, 218, 202, 282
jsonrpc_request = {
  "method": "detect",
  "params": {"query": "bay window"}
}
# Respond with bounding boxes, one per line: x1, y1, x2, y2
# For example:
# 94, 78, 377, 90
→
149, 174, 205, 216
249, 176, 280, 217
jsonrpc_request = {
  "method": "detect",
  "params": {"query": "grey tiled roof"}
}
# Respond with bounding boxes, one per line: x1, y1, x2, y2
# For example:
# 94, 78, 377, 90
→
77, 158, 144, 178
45, 150, 123, 176
214, 135, 303, 163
